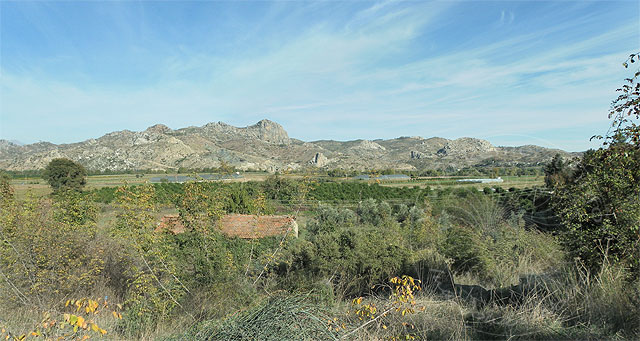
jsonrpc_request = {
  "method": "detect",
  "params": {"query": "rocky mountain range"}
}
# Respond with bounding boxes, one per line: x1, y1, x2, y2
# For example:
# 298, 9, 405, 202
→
0, 119, 574, 172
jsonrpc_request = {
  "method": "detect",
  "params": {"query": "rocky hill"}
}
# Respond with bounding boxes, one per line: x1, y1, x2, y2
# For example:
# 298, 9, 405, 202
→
0, 119, 575, 172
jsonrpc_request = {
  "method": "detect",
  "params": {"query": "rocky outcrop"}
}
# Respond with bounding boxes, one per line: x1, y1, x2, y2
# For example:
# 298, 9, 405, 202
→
199, 119, 290, 145
0, 140, 20, 152
351, 139, 386, 151
309, 152, 329, 167
437, 138, 496, 156
251, 119, 291, 144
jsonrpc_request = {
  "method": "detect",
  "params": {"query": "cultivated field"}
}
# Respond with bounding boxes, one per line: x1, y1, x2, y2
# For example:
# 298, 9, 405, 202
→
10, 172, 544, 200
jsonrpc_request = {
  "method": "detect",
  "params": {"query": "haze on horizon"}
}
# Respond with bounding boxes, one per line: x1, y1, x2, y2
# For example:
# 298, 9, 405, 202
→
0, 0, 637, 152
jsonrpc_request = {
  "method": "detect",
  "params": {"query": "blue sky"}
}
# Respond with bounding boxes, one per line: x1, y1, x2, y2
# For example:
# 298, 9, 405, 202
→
0, 0, 638, 151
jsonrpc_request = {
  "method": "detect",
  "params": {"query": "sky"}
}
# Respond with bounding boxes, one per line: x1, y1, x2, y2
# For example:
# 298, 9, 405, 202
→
0, 0, 638, 152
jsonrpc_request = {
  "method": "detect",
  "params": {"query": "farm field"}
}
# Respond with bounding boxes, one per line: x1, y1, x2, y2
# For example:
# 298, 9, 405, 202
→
10, 172, 273, 199
11, 172, 543, 201
378, 175, 544, 190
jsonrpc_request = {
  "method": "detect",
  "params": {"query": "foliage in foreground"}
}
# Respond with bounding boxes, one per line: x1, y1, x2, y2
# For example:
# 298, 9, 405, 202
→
552, 54, 640, 275
168, 292, 341, 341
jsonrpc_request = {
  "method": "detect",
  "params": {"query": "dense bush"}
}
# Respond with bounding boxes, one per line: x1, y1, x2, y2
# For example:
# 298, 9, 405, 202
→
554, 145, 640, 274
42, 158, 87, 192
272, 200, 412, 297
0, 192, 103, 307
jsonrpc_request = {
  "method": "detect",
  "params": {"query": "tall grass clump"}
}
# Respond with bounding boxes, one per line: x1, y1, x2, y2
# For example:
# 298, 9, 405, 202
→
167, 292, 341, 341
548, 259, 640, 338
438, 192, 564, 287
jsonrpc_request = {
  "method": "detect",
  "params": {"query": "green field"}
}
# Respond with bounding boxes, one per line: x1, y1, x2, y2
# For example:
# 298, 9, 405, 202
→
10, 172, 271, 199
11, 172, 543, 200
378, 175, 544, 190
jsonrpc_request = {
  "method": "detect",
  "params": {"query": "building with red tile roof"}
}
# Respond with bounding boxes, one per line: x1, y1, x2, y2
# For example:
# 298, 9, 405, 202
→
156, 214, 297, 239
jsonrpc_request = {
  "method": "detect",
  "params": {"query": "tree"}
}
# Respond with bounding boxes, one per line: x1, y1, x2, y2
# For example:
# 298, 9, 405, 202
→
543, 153, 569, 188
218, 160, 234, 175
0, 171, 13, 200
553, 53, 640, 274
607, 53, 640, 146
43, 158, 87, 192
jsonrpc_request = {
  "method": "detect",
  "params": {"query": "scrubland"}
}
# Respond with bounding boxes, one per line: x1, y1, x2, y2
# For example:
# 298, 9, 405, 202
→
1, 173, 637, 340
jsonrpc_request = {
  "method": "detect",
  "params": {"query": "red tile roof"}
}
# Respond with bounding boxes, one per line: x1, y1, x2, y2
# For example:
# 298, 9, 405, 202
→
156, 214, 297, 239
155, 214, 185, 234
219, 214, 298, 239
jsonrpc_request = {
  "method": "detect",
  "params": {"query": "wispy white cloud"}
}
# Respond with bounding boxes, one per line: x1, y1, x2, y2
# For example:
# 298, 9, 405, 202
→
0, 1, 636, 151
499, 10, 514, 26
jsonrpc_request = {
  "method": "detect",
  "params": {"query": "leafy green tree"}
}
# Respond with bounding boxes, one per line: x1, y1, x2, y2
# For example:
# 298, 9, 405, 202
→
544, 153, 570, 188
307, 205, 357, 235
554, 53, 640, 273
609, 53, 640, 146
555, 146, 639, 273
43, 158, 87, 192
218, 160, 235, 175
262, 174, 301, 202
0, 171, 13, 200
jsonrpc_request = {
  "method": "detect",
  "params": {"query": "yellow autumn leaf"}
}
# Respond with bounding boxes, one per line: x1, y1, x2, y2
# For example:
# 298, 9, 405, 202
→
91, 324, 99, 332
99, 328, 107, 335
76, 316, 85, 328
88, 300, 98, 313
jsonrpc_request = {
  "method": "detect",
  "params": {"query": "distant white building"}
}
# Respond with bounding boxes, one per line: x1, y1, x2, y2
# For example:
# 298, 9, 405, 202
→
150, 173, 243, 183
457, 177, 503, 184
353, 174, 411, 181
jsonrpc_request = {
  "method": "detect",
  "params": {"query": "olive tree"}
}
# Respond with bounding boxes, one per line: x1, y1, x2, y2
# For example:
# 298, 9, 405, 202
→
43, 158, 87, 192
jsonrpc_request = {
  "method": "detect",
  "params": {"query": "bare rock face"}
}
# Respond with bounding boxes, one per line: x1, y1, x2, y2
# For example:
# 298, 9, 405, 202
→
437, 138, 496, 156
0, 140, 19, 152
145, 124, 172, 134
251, 119, 290, 145
200, 119, 290, 145
309, 152, 329, 167
351, 139, 386, 151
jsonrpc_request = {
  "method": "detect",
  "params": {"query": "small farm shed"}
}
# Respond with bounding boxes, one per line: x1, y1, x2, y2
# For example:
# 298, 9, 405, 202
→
156, 214, 298, 239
